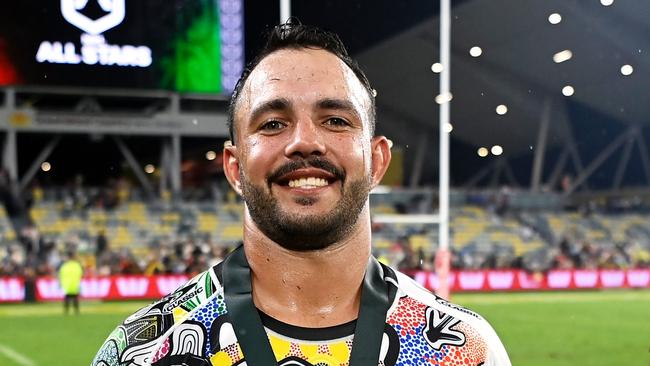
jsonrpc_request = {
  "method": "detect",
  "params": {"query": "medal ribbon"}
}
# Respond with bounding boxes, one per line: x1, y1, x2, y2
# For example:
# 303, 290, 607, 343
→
223, 245, 390, 365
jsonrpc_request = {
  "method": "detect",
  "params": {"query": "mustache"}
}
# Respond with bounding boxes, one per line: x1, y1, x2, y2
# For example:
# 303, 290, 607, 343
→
266, 156, 345, 183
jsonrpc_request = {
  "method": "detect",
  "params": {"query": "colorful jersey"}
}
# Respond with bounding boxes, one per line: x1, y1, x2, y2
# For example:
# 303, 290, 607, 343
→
91, 261, 510, 366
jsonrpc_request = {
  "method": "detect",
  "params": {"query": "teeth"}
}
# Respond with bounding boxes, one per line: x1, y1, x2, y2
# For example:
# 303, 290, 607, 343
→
288, 177, 328, 188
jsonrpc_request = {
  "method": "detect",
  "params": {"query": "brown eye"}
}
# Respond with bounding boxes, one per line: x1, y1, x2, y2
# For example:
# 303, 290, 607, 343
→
260, 120, 286, 131
324, 117, 350, 128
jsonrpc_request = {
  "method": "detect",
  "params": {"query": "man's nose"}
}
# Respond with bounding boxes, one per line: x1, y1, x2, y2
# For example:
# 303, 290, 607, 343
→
284, 119, 327, 158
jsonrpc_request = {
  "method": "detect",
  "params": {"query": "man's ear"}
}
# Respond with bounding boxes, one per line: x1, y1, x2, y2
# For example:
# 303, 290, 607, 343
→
222, 141, 243, 195
370, 136, 392, 187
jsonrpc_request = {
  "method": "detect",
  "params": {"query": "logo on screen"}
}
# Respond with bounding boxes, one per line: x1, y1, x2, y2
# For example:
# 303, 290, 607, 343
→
61, 0, 126, 35
36, 0, 152, 67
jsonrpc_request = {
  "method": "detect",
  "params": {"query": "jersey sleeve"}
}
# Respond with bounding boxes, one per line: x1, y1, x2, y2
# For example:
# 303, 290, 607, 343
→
90, 271, 218, 366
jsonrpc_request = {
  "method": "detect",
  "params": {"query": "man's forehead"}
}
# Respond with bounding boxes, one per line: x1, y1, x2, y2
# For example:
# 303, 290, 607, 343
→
250, 48, 348, 85
238, 48, 371, 116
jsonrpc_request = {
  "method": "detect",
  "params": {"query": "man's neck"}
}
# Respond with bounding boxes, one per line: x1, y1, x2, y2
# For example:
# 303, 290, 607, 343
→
242, 209, 372, 328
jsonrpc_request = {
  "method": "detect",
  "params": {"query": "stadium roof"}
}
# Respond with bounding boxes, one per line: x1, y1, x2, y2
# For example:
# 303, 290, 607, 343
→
350, 0, 650, 186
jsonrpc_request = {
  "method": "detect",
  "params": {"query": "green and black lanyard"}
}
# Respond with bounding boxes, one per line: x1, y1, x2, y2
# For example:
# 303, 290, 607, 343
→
222, 246, 391, 366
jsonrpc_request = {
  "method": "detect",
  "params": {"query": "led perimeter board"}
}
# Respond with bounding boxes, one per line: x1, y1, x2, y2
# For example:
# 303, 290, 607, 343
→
0, 0, 243, 94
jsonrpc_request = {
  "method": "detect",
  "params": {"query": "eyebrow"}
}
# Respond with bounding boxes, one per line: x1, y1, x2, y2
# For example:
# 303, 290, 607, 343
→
317, 98, 360, 120
249, 98, 293, 124
248, 97, 362, 124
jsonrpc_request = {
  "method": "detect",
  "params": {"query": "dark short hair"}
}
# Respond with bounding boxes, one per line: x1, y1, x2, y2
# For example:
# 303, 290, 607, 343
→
227, 21, 376, 143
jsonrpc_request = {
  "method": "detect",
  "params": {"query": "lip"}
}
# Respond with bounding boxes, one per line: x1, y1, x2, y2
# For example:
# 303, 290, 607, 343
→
273, 168, 337, 186
274, 179, 341, 197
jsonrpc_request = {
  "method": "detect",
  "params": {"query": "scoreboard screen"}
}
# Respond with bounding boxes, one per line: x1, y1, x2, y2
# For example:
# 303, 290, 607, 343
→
0, 0, 243, 94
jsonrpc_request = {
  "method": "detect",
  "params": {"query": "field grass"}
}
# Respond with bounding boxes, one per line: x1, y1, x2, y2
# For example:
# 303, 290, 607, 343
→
0, 290, 648, 366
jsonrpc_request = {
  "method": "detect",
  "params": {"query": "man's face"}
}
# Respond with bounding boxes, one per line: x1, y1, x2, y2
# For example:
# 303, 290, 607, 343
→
224, 48, 390, 251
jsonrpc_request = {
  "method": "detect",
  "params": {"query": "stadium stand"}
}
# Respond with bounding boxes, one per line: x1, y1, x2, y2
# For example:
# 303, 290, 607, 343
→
0, 185, 649, 279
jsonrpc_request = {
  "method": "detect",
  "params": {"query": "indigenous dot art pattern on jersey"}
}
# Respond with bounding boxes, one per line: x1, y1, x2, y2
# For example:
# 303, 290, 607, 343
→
91, 264, 501, 366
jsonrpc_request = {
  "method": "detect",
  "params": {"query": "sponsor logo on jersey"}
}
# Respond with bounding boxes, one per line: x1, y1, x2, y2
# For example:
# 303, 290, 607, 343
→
435, 298, 482, 320
163, 286, 204, 313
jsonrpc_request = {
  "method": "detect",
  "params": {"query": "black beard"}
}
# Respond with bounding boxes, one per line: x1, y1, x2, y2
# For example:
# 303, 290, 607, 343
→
240, 172, 371, 252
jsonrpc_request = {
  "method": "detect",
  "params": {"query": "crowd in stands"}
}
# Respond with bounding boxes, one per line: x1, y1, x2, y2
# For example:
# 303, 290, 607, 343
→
0, 184, 649, 279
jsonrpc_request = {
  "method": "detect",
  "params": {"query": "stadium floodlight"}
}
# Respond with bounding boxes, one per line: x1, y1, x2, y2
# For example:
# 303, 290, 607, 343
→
548, 13, 562, 25
491, 145, 503, 155
435, 92, 453, 104
553, 50, 573, 63
496, 104, 508, 115
443, 123, 453, 133
431, 62, 443, 73
206, 151, 217, 160
144, 164, 155, 174
562, 85, 575, 96
477, 147, 489, 157
469, 46, 483, 57
621, 64, 633, 76
41, 162, 52, 172
600, 0, 614, 6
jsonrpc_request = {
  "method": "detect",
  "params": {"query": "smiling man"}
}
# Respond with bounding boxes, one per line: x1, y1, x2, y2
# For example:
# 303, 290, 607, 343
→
91, 22, 511, 366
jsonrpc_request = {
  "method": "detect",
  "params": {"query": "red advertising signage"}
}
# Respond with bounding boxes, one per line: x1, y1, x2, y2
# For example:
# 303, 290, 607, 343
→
0, 270, 649, 303
34, 275, 189, 301
409, 269, 650, 292
0, 277, 25, 302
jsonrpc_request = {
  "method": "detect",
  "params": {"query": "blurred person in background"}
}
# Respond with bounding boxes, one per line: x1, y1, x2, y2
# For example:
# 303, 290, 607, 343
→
58, 249, 83, 315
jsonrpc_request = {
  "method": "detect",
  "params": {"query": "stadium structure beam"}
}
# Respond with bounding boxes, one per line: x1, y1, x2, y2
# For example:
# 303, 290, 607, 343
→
2, 89, 18, 182
2, 130, 17, 182
113, 136, 155, 200
546, 147, 569, 189
502, 160, 520, 188
530, 98, 552, 192
74, 96, 102, 113
561, 99, 587, 176
613, 130, 636, 189
563, 127, 633, 196
19, 135, 61, 190
463, 160, 496, 188
489, 160, 504, 188
159, 139, 171, 194
635, 132, 650, 185
171, 134, 182, 198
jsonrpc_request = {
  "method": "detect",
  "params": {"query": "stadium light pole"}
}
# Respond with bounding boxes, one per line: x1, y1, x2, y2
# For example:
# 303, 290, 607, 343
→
280, 0, 291, 23
436, 0, 452, 300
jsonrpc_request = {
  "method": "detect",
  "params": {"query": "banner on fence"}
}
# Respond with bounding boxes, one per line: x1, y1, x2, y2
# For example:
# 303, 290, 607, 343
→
0, 270, 648, 303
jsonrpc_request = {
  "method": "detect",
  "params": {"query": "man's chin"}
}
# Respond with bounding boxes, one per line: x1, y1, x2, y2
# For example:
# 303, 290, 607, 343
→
260, 212, 352, 251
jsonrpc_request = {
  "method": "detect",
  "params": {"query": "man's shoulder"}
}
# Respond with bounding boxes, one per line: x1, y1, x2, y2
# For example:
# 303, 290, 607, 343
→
389, 269, 486, 322
91, 268, 222, 366
387, 268, 511, 366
